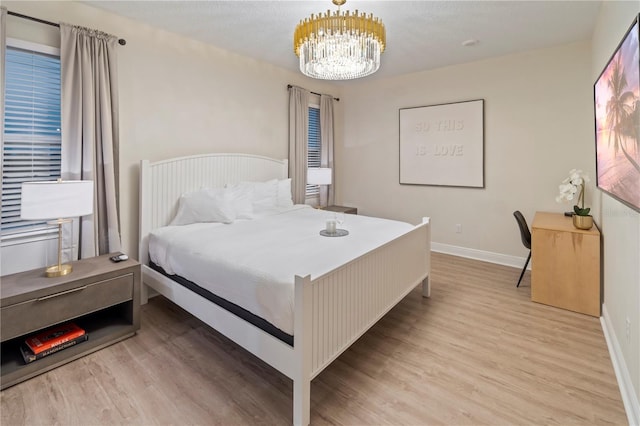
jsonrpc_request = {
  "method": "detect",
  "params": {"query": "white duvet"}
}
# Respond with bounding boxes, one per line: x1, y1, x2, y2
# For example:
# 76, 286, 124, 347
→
149, 205, 414, 335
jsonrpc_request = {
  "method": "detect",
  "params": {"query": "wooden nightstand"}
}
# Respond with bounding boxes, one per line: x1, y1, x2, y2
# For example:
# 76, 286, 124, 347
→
323, 205, 358, 215
0, 253, 140, 389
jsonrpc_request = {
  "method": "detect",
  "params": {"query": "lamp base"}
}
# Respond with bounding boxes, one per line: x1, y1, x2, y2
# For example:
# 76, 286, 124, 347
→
45, 264, 73, 278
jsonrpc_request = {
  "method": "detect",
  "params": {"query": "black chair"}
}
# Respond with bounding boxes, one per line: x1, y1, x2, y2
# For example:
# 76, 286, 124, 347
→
513, 211, 531, 287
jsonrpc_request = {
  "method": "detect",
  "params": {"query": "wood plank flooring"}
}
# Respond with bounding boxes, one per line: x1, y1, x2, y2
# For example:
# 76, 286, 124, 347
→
1, 253, 627, 425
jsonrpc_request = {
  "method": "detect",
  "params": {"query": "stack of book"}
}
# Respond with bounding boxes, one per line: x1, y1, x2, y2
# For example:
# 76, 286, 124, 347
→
20, 322, 88, 364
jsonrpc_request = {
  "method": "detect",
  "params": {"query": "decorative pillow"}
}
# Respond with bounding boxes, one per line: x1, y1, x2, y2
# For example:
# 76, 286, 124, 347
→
277, 178, 294, 208
170, 188, 236, 226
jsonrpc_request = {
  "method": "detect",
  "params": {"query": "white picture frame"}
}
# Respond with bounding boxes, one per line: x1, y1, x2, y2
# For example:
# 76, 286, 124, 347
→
399, 99, 484, 188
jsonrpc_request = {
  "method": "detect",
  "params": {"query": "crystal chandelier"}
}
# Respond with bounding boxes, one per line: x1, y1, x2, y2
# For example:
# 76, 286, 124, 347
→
293, 0, 386, 80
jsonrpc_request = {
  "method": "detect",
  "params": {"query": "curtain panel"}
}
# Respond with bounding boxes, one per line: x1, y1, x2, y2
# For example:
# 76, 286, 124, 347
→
320, 94, 335, 207
60, 23, 121, 258
1, 7, 6, 179
288, 86, 309, 204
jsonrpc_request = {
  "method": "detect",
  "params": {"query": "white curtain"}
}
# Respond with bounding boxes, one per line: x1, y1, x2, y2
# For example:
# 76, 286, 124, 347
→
320, 94, 335, 207
288, 86, 309, 204
60, 23, 121, 258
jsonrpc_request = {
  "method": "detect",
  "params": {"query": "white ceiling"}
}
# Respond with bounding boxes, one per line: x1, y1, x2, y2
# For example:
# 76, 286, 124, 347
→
83, 0, 603, 81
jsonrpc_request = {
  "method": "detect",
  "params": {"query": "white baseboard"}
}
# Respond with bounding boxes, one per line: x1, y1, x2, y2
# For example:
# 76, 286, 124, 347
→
431, 242, 530, 270
601, 304, 640, 426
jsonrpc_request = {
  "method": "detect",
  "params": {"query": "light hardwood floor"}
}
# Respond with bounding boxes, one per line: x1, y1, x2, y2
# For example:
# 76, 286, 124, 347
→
1, 253, 627, 425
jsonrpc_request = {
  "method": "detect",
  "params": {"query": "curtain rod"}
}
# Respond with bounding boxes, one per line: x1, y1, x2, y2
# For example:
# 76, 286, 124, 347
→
7, 10, 127, 45
287, 84, 339, 102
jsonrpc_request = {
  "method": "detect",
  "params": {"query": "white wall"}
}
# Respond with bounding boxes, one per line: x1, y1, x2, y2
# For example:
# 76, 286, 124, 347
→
338, 41, 593, 262
1, 1, 342, 274
592, 2, 640, 422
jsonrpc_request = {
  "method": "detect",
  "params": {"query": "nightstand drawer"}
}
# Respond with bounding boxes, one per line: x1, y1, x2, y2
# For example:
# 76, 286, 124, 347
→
1, 273, 133, 341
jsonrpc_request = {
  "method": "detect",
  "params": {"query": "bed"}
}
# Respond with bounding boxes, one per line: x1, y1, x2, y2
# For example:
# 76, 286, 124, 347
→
138, 153, 431, 425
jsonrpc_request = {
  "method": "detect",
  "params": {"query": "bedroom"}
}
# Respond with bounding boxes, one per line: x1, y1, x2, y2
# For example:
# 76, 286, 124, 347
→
0, 0, 638, 425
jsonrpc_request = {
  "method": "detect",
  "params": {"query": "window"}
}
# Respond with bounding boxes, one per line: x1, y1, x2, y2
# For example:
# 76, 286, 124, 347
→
2, 42, 62, 240
306, 105, 321, 197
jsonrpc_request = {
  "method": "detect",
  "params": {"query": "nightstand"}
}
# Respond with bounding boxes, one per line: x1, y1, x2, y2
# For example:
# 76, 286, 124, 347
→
323, 205, 358, 215
0, 253, 140, 389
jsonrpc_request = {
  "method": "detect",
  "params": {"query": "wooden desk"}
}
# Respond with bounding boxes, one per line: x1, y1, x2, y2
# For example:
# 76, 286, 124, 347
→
531, 212, 601, 317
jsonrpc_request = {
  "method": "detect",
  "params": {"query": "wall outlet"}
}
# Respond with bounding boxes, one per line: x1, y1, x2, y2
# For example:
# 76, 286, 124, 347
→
455, 224, 462, 234
626, 318, 631, 343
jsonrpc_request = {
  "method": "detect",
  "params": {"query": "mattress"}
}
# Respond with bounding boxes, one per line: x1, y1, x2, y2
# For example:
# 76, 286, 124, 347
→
149, 205, 414, 335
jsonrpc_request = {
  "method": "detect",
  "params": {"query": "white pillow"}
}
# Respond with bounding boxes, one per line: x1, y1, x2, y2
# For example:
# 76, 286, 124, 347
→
226, 185, 254, 219
229, 179, 278, 212
170, 188, 236, 226
277, 178, 294, 208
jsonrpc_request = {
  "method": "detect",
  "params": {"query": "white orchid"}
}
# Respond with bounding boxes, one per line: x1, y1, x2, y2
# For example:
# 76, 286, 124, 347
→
556, 169, 591, 216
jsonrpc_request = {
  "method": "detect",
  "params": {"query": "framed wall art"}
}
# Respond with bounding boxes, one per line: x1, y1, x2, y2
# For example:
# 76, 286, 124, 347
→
399, 99, 484, 188
594, 14, 640, 212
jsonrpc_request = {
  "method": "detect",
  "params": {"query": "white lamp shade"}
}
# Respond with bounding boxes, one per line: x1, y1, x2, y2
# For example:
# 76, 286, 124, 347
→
307, 168, 332, 185
21, 180, 94, 220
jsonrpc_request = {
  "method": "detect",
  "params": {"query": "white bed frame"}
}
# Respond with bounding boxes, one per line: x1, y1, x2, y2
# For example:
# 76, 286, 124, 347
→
138, 153, 431, 425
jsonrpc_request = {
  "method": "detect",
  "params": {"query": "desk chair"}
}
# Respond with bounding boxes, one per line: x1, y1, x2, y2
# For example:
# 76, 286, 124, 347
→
513, 211, 531, 287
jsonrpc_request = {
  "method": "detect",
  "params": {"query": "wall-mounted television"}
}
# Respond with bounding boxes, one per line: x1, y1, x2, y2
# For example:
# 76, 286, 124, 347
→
594, 14, 640, 213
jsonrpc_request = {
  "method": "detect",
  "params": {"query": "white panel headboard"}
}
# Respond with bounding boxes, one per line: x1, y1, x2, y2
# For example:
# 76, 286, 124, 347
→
139, 153, 288, 264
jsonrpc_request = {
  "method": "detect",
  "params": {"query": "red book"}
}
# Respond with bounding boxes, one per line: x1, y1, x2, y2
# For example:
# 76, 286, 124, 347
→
20, 334, 89, 364
24, 322, 86, 355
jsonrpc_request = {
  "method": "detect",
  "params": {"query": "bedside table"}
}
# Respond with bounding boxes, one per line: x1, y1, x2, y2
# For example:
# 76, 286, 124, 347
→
323, 205, 358, 215
0, 253, 140, 389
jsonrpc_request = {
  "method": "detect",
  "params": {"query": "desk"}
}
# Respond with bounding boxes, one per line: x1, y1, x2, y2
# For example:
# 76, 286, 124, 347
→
531, 212, 601, 317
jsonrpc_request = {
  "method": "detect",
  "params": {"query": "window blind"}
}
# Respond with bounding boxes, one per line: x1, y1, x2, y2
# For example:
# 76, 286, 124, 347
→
2, 47, 62, 237
306, 106, 321, 197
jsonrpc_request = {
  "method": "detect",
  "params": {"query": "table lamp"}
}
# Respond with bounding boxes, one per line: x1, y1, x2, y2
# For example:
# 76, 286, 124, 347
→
20, 180, 94, 277
307, 167, 332, 208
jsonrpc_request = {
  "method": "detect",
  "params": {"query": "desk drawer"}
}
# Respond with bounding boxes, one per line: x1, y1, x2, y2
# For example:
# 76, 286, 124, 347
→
1, 274, 133, 341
